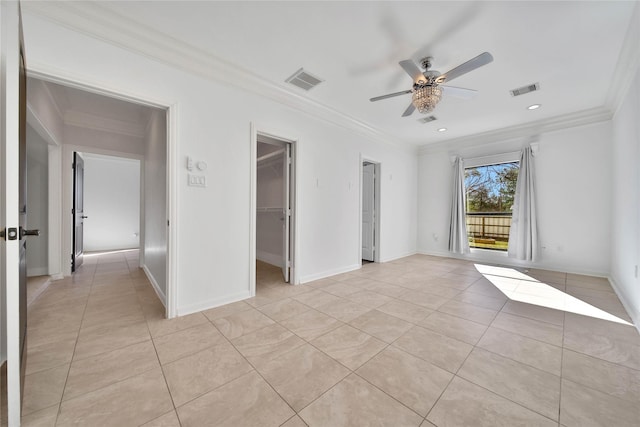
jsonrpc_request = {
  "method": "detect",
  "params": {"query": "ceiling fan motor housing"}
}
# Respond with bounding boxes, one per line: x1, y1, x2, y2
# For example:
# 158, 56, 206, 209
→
414, 71, 441, 88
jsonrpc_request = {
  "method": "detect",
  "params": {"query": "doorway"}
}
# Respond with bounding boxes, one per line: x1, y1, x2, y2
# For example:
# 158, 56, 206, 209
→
251, 128, 297, 295
24, 75, 174, 315
361, 160, 381, 264
72, 152, 142, 272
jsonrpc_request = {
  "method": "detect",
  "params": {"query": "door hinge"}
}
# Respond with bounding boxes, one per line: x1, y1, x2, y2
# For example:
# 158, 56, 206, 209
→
1, 227, 18, 240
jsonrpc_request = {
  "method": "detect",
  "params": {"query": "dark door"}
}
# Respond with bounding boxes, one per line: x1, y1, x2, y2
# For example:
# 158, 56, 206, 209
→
72, 152, 85, 271
18, 16, 28, 385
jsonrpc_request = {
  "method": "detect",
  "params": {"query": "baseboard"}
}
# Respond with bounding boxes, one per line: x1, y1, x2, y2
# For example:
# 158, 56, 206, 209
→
256, 250, 282, 268
608, 276, 640, 334
27, 267, 49, 277
177, 290, 252, 317
50, 273, 64, 281
142, 265, 166, 306
379, 250, 418, 263
416, 249, 610, 277
299, 263, 361, 284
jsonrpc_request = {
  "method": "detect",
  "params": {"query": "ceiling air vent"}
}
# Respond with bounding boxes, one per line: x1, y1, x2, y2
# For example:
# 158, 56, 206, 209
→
510, 82, 540, 97
285, 68, 323, 91
417, 115, 437, 124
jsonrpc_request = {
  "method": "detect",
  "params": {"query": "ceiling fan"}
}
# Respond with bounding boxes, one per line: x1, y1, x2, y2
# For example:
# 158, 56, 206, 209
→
370, 52, 493, 117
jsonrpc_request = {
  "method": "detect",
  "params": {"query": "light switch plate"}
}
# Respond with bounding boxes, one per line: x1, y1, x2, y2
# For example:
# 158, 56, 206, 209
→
188, 174, 206, 187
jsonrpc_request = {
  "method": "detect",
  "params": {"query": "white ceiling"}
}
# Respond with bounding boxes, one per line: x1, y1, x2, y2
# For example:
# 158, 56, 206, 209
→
29, 77, 157, 138
25, 1, 638, 147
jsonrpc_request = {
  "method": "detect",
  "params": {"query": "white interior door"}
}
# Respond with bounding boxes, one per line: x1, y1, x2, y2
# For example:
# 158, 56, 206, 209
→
362, 162, 375, 261
1, 1, 26, 424
72, 152, 85, 271
281, 144, 290, 282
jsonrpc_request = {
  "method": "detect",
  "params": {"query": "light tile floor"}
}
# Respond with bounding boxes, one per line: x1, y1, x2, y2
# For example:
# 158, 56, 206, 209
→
4, 251, 640, 426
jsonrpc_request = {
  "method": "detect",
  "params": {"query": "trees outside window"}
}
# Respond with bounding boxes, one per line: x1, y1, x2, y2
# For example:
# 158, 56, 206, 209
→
464, 162, 519, 250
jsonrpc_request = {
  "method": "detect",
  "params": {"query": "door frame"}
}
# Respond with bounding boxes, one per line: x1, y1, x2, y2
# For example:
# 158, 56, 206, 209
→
359, 155, 382, 264
249, 123, 299, 294
24, 67, 179, 318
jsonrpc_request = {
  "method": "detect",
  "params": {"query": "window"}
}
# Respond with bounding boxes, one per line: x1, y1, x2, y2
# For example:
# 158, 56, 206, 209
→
464, 161, 519, 251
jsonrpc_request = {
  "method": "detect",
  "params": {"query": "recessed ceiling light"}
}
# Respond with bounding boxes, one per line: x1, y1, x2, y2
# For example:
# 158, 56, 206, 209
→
527, 104, 541, 110
437, 128, 447, 132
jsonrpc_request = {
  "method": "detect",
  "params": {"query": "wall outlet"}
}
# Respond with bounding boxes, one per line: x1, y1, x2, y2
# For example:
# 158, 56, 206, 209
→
188, 174, 206, 187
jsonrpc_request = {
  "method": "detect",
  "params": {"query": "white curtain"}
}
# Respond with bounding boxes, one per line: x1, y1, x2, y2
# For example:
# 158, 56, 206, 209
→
508, 146, 538, 261
449, 156, 470, 254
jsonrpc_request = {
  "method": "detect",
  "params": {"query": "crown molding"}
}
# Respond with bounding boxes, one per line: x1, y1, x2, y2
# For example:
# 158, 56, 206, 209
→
64, 110, 146, 139
605, 1, 640, 115
418, 106, 612, 155
28, 77, 65, 122
22, 1, 414, 153
23, 1, 633, 157
26, 103, 61, 146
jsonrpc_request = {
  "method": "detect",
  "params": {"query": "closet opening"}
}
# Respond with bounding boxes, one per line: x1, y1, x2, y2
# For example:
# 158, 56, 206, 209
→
255, 133, 295, 289
361, 160, 381, 264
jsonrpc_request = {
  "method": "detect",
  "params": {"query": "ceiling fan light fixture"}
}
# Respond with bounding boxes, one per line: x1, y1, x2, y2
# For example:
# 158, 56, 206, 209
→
412, 85, 442, 114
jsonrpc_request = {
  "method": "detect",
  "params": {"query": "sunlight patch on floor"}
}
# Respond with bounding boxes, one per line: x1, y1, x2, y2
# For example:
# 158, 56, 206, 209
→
474, 264, 632, 325
84, 249, 139, 258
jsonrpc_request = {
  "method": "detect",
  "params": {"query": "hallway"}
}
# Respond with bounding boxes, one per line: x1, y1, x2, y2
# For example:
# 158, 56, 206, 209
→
6, 252, 640, 426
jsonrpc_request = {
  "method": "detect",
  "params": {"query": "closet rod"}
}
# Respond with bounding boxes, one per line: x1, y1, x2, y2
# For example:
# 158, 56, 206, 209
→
257, 148, 285, 163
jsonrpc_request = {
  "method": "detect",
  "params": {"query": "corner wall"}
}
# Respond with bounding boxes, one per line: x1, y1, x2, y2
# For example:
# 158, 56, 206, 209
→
418, 120, 613, 276
611, 66, 640, 327
143, 109, 167, 301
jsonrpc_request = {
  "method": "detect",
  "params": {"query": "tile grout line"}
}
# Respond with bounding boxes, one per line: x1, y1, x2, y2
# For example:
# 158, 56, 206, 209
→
205, 316, 302, 421
54, 262, 96, 426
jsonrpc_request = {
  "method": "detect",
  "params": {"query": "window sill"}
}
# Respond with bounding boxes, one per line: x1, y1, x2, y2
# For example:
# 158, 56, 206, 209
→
470, 247, 508, 258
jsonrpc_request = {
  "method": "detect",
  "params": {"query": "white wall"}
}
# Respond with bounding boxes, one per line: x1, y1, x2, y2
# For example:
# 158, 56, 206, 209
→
418, 120, 613, 276
26, 125, 49, 276
22, 13, 418, 315
82, 153, 140, 252
143, 109, 167, 301
611, 66, 640, 327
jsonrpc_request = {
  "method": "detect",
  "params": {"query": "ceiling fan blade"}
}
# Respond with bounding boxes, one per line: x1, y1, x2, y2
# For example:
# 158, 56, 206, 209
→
399, 59, 424, 82
402, 103, 415, 117
441, 85, 478, 100
437, 52, 493, 83
370, 89, 412, 102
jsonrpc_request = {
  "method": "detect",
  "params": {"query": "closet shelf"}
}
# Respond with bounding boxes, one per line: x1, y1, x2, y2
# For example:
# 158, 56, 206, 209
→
257, 149, 285, 165
256, 207, 283, 213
